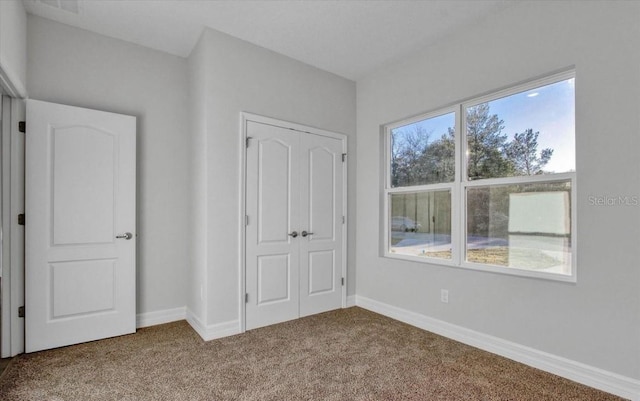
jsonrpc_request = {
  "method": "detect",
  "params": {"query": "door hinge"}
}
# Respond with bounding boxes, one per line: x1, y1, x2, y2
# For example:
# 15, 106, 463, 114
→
18, 306, 24, 318
342, 215, 345, 224
245, 215, 249, 226
245, 293, 249, 303
341, 277, 345, 286
342, 153, 347, 162
18, 121, 25, 133
246, 136, 252, 148
18, 214, 25, 225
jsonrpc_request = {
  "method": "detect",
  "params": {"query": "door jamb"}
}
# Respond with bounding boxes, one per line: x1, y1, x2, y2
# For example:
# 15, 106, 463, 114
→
0, 55, 27, 358
1, 96, 25, 357
238, 112, 348, 334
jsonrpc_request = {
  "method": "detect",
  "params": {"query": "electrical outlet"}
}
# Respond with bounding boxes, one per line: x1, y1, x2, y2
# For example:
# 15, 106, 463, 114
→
440, 289, 449, 303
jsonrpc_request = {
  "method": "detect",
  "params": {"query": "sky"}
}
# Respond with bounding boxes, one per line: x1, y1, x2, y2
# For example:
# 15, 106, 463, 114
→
393, 77, 576, 175
486, 78, 575, 173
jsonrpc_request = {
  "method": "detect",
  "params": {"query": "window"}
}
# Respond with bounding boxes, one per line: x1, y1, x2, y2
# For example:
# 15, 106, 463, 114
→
388, 111, 456, 259
384, 71, 576, 281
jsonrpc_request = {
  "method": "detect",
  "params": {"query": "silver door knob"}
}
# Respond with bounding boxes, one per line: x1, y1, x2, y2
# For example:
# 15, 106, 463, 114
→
301, 231, 314, 237
288, 231, 298, 238
116, 232, 133, 240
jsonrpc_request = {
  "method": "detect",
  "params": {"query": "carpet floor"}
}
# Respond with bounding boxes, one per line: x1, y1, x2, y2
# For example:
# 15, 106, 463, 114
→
0, 307, 625, 400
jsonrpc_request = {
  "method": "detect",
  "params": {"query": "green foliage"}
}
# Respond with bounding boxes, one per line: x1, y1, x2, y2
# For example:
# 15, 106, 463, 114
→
466, 103, 515, 180
390, 103, 555, 188
391, 125, 430, 187
418, 128, 455, 183
391, 125, 455, 187
505, 128, 553, 175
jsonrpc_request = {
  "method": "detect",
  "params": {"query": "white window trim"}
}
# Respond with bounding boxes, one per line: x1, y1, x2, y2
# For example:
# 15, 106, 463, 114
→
383, 107, 461, 267
383, 70, 577, 282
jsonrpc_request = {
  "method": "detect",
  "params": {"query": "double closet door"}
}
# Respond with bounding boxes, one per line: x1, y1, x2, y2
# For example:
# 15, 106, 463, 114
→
245, 120, 344, 330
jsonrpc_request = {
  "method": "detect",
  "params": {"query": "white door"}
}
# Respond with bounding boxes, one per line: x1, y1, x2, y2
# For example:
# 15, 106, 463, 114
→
245, 122, 300, 330
299, 133, 344, 317
25, 100, 136, 353
245, 120, 344, 330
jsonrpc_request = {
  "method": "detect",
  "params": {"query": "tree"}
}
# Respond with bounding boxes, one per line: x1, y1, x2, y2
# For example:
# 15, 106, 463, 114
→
418, 127, 455, 183
505, 128, 553, 175
391, 124, 456, 187
465, 104, 515, 179
392, 104, 554, 182
391, 125, 431, 187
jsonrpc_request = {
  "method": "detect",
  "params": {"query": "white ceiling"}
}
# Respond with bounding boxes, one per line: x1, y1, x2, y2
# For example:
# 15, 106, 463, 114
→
23, 0, 511, 81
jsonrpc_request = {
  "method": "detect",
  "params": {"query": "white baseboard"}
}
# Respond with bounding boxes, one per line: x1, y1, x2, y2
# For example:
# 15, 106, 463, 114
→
355, 295, 640, 401
346, 295, 356, 307
186, 309, 241, 341
136, 307, 186, 328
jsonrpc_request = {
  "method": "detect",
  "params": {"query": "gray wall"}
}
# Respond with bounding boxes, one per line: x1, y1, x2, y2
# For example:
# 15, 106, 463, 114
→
189, 28, 357, 326
356, 1, 640, 379
186, 31, 209, 323
27, 15, 190, 317
0, 0, 27, 96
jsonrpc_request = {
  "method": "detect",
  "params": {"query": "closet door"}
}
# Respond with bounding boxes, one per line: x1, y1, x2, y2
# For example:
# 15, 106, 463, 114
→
245, 120, 344, 331
298, 133, 343, 317
245, 122, 301, 330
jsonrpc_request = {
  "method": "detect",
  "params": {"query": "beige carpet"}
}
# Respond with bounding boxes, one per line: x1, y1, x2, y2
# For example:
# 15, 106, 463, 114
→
0, 307, 625, 400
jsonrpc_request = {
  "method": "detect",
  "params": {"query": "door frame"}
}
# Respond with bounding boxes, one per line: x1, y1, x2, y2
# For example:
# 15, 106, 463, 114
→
1, 96, 25, 357
239, 112, 347, 333
0, 58, 27, 358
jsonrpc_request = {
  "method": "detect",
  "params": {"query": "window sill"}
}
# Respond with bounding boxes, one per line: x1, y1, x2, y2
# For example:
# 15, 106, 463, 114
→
383, 252, 576, 283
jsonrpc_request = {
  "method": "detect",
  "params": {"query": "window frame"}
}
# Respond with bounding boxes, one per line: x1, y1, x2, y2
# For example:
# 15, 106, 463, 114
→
383, 70, 577, 282
384, 106, 461, 267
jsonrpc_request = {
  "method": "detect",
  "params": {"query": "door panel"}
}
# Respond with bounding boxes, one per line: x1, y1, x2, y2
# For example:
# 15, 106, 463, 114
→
26, 100, 136, 353
245, 122, 300, 330
299, 134, 343, 317
257, 139, 293, 244
307, 146, 335, 241
308, 250, 335, 295
51, 260, 116, 318
257, 254, 291, 304
52, 126, 115, 245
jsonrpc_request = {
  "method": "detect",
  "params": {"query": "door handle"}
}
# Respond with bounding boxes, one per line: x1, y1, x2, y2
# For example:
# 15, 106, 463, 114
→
116, 232, 133, 240
301, 231, 314, 237
288, 231, 298, 238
